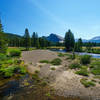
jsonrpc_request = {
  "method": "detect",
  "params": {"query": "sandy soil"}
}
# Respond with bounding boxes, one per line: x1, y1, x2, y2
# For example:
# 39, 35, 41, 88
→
22, 50, 100, 100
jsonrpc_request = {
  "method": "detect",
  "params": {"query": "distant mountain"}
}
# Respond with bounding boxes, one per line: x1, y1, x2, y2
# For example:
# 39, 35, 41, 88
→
5, 33, 22, 39
45, 33, 64, 43
45, 33, 100, 43
89, 36, 100, 43
5, 33, 100, 43
75, 39, 88, 42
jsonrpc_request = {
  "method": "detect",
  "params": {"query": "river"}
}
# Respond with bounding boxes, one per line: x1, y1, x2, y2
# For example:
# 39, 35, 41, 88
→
50, 49, 100, 58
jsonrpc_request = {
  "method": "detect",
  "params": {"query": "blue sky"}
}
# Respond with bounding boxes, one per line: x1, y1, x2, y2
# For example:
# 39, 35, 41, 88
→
0, 0, 100, 39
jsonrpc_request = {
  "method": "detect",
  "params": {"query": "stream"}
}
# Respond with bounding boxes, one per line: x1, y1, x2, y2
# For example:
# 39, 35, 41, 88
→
50, 49, 100, 58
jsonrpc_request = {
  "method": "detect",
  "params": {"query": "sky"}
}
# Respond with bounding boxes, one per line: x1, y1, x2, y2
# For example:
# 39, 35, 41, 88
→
0, 0, 100, 39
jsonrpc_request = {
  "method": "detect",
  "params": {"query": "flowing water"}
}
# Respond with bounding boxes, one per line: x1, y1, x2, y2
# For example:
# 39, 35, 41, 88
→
50, 49, 100, 58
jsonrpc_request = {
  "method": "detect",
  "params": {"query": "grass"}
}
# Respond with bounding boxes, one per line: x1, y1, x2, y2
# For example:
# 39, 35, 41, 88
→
51, 67, 56, 70
0, 53, 7, 61
90, 61, 100, 75
50, 58, 62, 65
40, 58, 62, 65
69, 62, 81, 69
94, 75, 100, 79
0, 65, 27, 78
80, 55, 91, 65
0, 49, 27, 79
75, 66, 89, 76
35, 70, 40, 74
9, 49, 21, 57
45, 92, 51, 97
40, 81, 48, 87
32, 73, 41, 83
39, 60, 49, 64
58, 53, 65, 57
80, 78, 96, 87
65, 53, 76, 60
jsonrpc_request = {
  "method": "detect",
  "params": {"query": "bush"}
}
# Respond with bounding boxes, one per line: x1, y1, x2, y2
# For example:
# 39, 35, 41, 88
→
51, 67, 56, 70
0, 66, 15, 78
76, 67, 89, 76
80, 55, 91, 65
51, 58, 62, 65
80, 78, 96, 87
40, 81, 47, 87
35, 70, 40, 74
39, 60, 49, 64
32, 73, 41, 83
91, 69, 100, 75
19, 67, 27, 74
9, 50, 21, 57
69, 62, 81, 69
0, 53, 7, 61
0, 65, 27, 78
90, 61, 100, 75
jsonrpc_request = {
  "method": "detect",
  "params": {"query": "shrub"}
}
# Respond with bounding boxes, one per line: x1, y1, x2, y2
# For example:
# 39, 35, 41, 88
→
0, 65, 27, 78
32, 73, 41, 83
39, 60, 49, 64
4, 59, 14, 65
51, 67, 56, 70
32, 74, 39, 80
0, 66, 15, 78
35, 70, 40, 74
80, 55, 91, 65
0, 53, 7, 61
69, 62, 81, 69
9, 50, 21, 57
45, 92, 51, 97
14, 59, 22, 64
66, 53, 75, 60
76, 67, 89, 76
91, 69, 100, 75
90, 61, 100, 75
51, 58, 62, 65
41, 81, 47, 87
80, 78, 96, 87
19, 67, 27, 74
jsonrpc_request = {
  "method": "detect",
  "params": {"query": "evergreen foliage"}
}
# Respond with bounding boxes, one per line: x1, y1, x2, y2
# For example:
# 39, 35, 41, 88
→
75, 38, 83, 52
0, 19, 7, 54
65, 29, 75, 51
23, 28, 31, 50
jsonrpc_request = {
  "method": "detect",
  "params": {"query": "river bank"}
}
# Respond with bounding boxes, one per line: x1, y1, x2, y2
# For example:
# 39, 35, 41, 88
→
0, 50, 100, 100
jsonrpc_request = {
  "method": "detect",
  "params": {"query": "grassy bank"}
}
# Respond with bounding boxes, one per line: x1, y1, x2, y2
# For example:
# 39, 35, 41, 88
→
0, 48, 27, 86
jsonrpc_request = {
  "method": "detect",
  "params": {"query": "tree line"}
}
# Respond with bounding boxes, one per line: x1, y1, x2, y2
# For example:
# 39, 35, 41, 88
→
64, 29, 100, 52
0, 18, 100, 54
8, 28, 51, 50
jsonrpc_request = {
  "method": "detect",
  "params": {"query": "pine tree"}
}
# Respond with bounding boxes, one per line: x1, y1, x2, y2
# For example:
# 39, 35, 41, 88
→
31, 32, 36, 47
65, 29, 75, 51
0, 19, 7, 54
75, 38, 83, 52
0, 20, 3, 32
24, 28, 31, 50
78, 38, 83, 51
35, 33, 40, 49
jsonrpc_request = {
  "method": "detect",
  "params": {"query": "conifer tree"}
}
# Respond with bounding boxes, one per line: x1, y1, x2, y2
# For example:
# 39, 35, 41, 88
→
31, 32, 36, 47
35, 33, 40, 49
24, 28, 31, 50
75, 38, 83, 52
0, 19, 7, 54
65, 29, 75, 51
